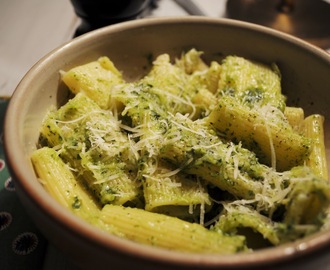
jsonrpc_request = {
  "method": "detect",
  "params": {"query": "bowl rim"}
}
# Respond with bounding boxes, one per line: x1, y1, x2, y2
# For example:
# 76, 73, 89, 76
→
4, 16, 330, 268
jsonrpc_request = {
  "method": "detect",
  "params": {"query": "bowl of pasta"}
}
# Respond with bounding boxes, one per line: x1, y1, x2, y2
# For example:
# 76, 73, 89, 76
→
4, 17, 330, 269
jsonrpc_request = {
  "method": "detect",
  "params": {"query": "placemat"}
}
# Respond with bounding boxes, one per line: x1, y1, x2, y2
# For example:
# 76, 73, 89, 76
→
0, 98, 47, 270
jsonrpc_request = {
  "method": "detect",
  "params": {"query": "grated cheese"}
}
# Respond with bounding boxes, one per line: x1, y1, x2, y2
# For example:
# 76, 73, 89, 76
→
39, 50, 330, 249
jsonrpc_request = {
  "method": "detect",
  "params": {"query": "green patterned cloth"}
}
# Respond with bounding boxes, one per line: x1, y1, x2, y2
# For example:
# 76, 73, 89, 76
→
0, 98, 47, 269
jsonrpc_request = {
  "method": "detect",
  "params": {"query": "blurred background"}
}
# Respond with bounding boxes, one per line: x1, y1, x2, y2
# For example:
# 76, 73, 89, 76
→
1, 0, 329, 98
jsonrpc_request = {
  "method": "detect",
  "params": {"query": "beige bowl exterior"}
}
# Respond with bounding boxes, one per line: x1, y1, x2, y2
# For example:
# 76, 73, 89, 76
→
4, 17, 330, 269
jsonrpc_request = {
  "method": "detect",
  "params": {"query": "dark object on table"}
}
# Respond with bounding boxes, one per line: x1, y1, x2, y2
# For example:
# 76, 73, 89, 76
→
71, 0, 158, 36
226, 0, 330, 49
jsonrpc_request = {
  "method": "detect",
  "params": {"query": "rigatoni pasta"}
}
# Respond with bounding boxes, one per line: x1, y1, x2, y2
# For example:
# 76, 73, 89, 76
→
100, 204, 247, 254
31, 49, 330, 253
302, 114, 328, 180
31, 147, 102, 222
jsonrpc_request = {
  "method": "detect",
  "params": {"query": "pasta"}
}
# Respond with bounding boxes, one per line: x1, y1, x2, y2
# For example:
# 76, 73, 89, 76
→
302, 114, 328, 180
206, 95, 311, 171
99, 204, 246, 254
31, 49, 330, 253
40, 93, 141, 205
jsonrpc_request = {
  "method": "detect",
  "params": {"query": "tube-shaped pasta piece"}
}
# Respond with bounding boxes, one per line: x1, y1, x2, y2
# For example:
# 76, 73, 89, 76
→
142, 161, 211, 220
174, 48, 209, 74
206, 95, 311, 171
214, 204, 280, 245
200, 61, 223, 94
214, 200, 326, 246
284, 106, 305, 132
139, 52, 216, 119
217, 55, 285, 110
302, 114, 328, 180
185, 60, 222, 95
175, 50, 221, 115
142, 54, 189, 98
31, 147, 124, 236
159, 113, 267, 199
67, 151, 141, 206
191, 88, 217, 117
99, 204, 247, 254
31, 147, 101, 222
61, 56, 123, 109
40, 93, 98, 147
284, 167, 330, 225
40, 93, 141, 205
214, 167, 330, 245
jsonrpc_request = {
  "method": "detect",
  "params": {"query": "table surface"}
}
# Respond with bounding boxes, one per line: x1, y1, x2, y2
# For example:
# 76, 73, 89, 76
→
1, 1, 330, 269
0, 0, 228, 98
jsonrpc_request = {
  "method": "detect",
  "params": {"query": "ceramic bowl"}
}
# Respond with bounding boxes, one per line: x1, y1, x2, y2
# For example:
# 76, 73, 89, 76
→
4, 17, 330, 270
